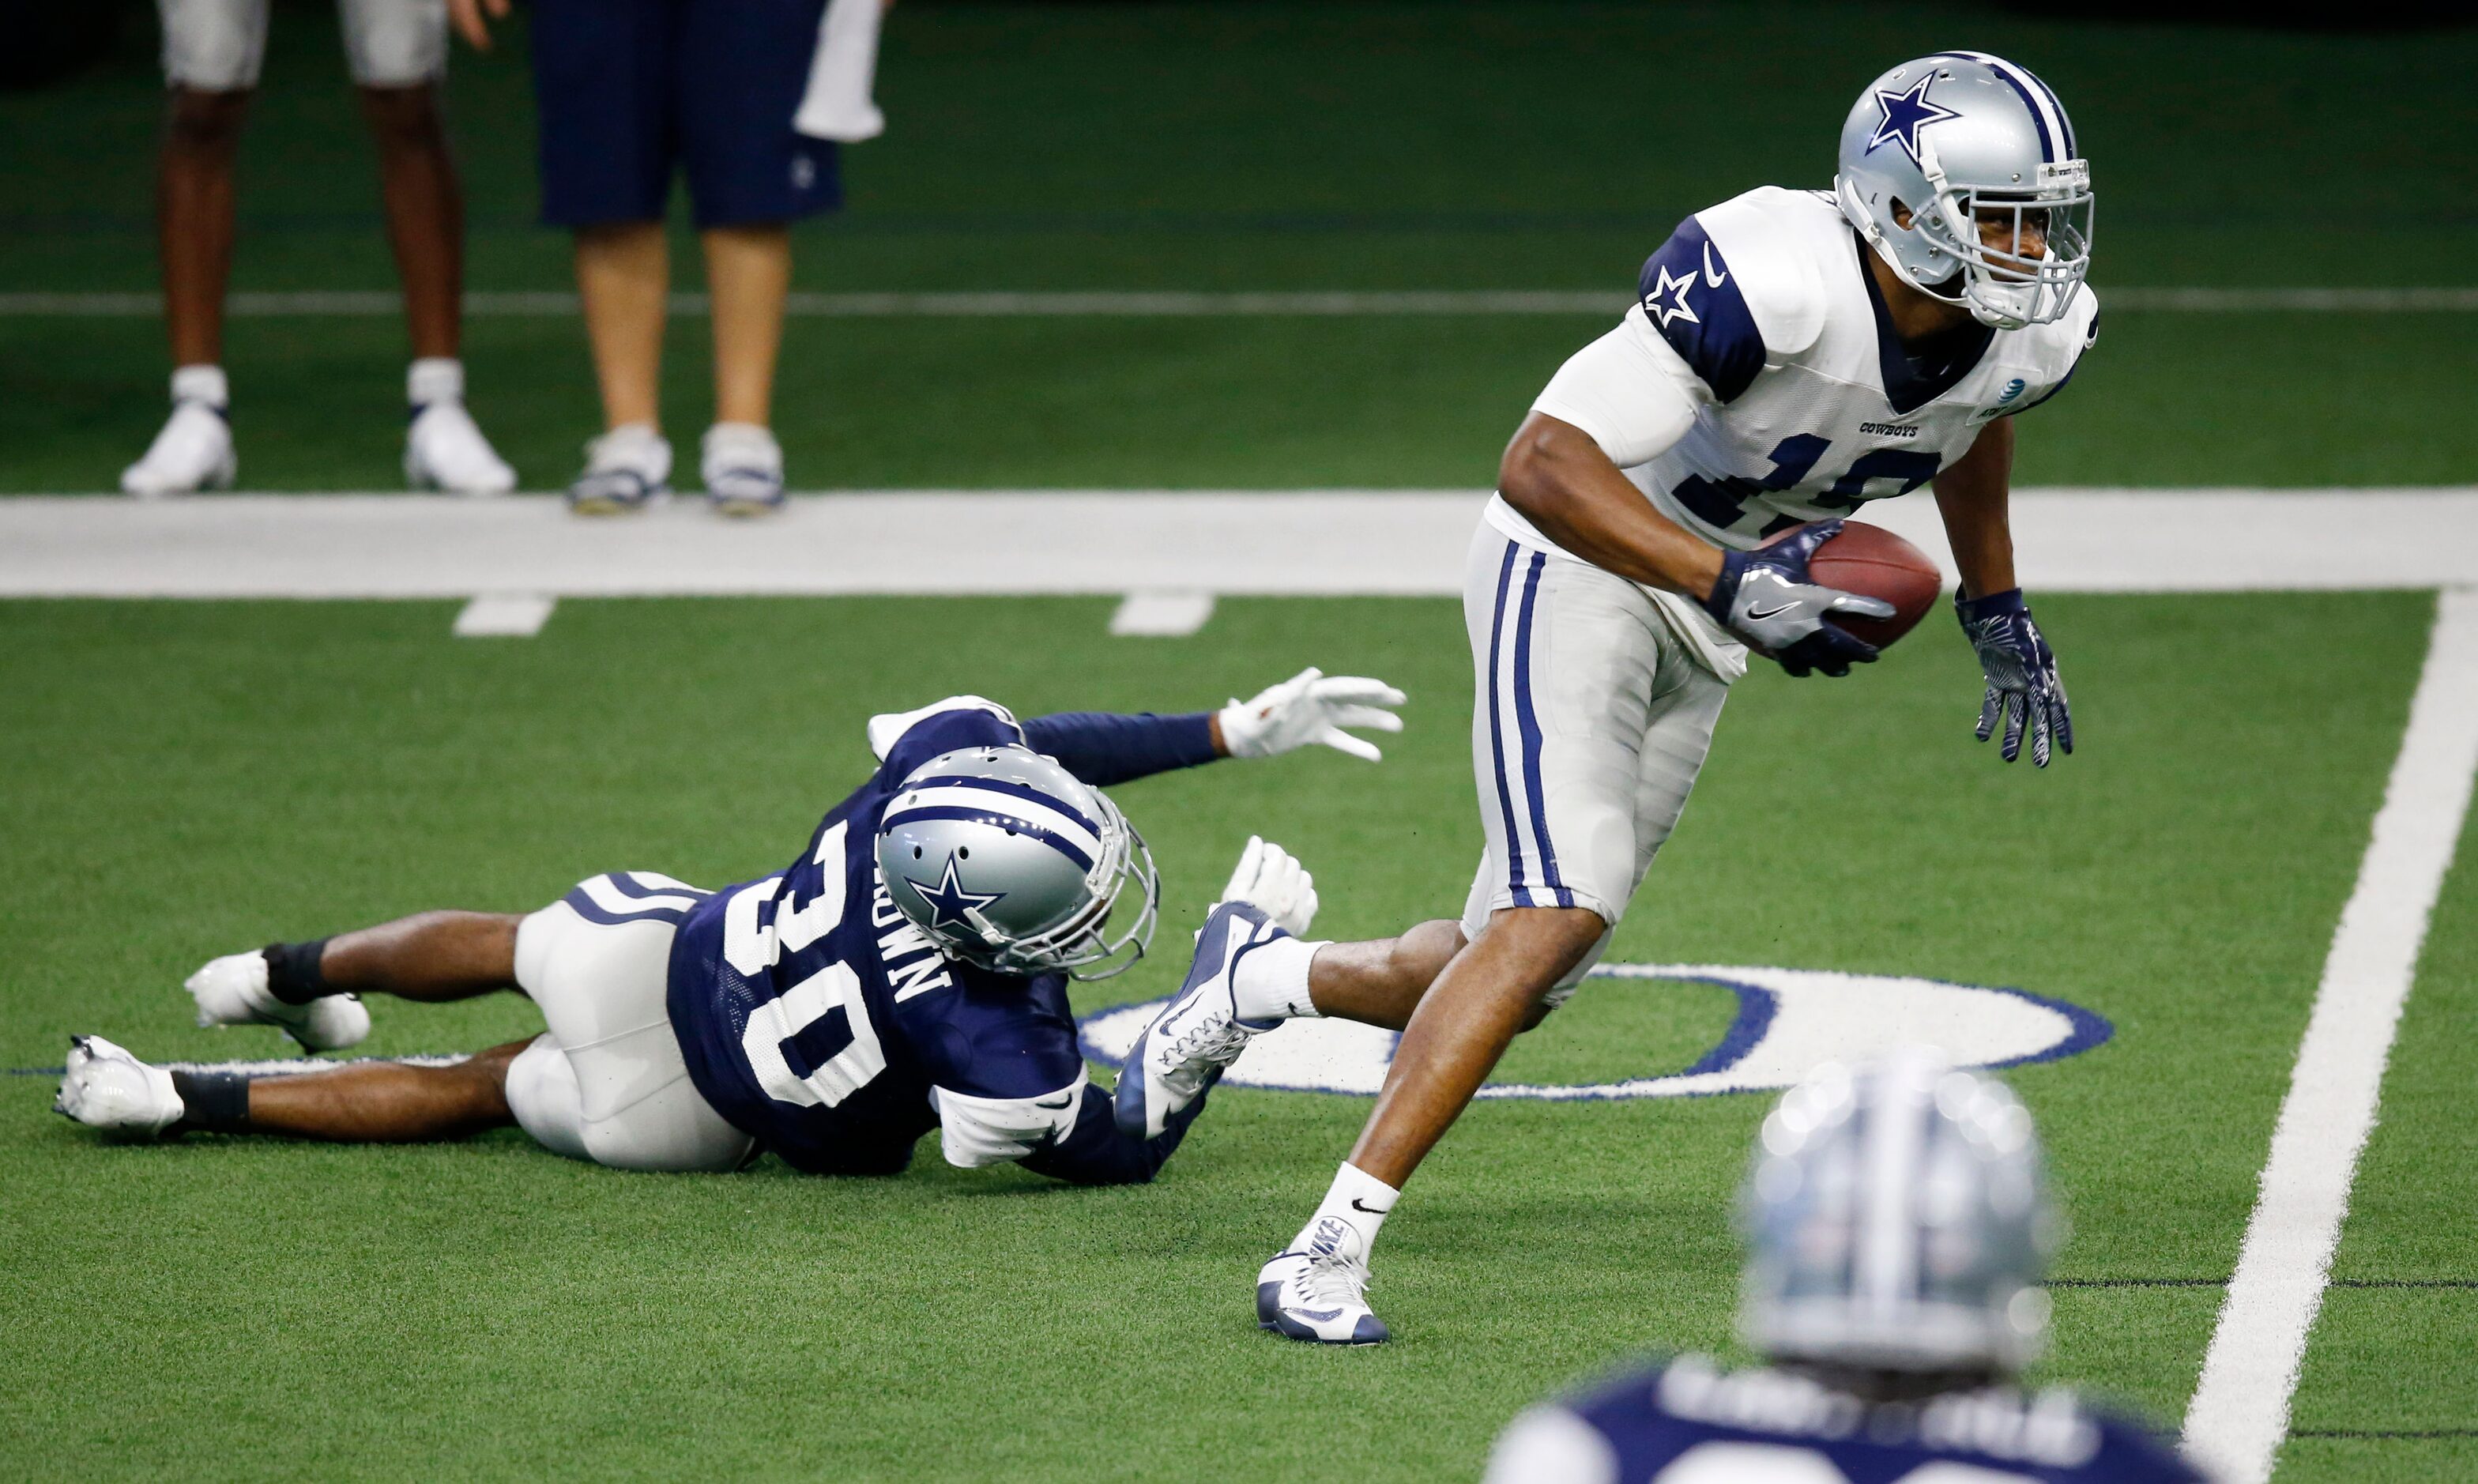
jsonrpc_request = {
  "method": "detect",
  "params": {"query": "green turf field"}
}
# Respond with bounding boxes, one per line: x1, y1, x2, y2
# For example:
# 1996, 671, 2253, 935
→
2, 2, 2476, 491
0, 589, 2469, 1478
6, 2, 2475, 1478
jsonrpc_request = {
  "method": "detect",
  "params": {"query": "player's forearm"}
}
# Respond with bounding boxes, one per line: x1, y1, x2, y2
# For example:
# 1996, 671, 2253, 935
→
1499, 413, 1724, 600
1934, 420, 2020, 599
1018, 1084, 1203, 1185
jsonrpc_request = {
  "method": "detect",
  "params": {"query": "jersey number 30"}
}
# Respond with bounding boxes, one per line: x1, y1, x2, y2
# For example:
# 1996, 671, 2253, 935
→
726, 823, 890, 1109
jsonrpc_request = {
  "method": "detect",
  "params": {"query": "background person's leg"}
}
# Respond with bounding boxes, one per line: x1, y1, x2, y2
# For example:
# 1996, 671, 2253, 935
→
356, 85, 461, 363
702, 225, 788, 431
575, 222, 668, 433
157, 87, 250, 372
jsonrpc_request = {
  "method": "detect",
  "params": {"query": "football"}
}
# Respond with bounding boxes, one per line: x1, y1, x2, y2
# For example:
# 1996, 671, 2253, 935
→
1768, 520, 1945, 649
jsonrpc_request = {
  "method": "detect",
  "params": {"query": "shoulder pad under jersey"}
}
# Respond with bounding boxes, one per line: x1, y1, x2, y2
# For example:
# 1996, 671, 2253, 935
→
867, 695, 1022, 763
1635, 187, 1832, 401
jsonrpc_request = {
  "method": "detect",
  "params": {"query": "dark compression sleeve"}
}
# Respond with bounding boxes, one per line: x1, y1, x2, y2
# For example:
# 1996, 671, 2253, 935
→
1020, 710, 1218, 787
1016, 1083, 1207, 1187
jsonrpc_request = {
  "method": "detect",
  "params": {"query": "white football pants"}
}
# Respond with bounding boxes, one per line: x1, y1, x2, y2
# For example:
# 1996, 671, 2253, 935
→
159, 0, 447, 90
1459, 523, 1735, 1003
504, 873, 755, 1173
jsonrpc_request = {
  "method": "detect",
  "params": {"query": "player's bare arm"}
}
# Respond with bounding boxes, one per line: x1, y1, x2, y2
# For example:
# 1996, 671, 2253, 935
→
1498, 412, 1725, 597
1934, 416, 2020, 598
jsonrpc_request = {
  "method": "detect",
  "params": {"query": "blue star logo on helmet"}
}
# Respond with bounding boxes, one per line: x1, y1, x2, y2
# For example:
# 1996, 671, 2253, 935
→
1866, 73, 1962, 167
906, 855, 1006, 931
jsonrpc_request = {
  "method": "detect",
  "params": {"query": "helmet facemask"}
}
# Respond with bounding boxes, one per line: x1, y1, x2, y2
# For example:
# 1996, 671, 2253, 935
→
1904, 144, 2093, 330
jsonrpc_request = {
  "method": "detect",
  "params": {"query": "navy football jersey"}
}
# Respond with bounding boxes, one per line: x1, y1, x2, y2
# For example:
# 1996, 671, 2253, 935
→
1486, 1356, 2204, 1484
666, 700, 1217, 1181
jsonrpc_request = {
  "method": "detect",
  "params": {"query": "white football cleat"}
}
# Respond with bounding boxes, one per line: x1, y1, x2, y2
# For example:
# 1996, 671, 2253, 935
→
185, 950, 370, 1052
567, 423, 671, 515
405, 401, 518, 495
1257, 1216, 1389, 1345
1113, 900, 1285, 1139
701, 421, 784, 517
120, 399, 236, 497
55, 1035, 183, 1137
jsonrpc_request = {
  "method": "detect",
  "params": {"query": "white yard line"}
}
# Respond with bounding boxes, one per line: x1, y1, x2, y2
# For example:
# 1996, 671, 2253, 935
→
1109, 590, 1217, 635
2180, 587, 2478, 1484
3, 490, 2476, 598
452, 593, 557, 637
3, 288, 2474, 318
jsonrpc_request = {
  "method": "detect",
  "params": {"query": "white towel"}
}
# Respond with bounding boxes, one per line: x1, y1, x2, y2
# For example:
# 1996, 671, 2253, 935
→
793, 0, 886, 142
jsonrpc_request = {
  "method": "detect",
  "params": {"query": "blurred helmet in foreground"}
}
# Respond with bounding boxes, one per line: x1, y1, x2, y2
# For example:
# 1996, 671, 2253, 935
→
1740, 1049, 2060, 1374
876, 745, 1158, 979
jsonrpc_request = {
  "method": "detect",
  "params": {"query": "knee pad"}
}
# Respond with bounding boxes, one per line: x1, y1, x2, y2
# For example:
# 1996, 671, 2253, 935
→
504, 1034, 589, 1162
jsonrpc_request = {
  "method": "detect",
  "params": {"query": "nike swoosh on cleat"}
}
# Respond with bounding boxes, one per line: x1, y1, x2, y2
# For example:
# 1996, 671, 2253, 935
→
1745, 601, 1795, 621
1295, 1308, 1343, 1322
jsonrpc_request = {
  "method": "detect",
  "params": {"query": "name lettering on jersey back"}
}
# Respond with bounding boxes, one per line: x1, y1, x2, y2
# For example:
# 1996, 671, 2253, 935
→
1655, 1358, 2100, 1468
870, 864, 955, 1002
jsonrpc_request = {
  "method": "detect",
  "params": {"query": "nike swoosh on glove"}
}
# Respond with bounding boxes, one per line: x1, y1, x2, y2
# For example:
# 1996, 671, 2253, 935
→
1956, 587, 2073, 766
1700, 520, 1897, 678
1218, 668, 1407, 762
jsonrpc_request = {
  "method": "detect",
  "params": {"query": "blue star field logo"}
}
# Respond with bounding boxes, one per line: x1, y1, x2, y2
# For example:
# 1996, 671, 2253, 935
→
1643, 261, 1700, 330
1867, 73, 1962, 167
906, 855, 1005, 930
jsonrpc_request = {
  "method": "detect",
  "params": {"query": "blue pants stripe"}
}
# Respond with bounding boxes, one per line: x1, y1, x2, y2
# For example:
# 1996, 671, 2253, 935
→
1486, 541, 1532, 907
559, 887, 690, 928
1509, 553, 1574, 909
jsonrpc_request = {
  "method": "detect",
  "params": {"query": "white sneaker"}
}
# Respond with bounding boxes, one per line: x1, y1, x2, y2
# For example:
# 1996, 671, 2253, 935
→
55, 1035, 184, 1138
1257, 1216, 1389, 1345
702, 422, 784, 517
1113, 900, 1285, 1139
185, 949, 370, 1052
120, 401, 235, 496
406, 403, 518, 494
567, 423, 671, 515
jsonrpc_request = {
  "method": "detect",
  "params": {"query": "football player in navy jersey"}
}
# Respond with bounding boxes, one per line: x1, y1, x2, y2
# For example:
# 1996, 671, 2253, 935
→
1120, 52, 2099, 1345
1483, 1052, 2205, 1484
55, 669, 1403, 1189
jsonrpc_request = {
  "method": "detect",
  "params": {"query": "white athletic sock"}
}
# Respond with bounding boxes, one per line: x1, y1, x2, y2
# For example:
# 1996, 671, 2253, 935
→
408, 356, 465, 409
1290, 1161, 1398, 1257
1232, 935, 1327, 1022
171, 363, 228, 409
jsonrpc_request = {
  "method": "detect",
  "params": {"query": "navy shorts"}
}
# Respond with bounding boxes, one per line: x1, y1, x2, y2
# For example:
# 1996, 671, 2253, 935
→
532, 0, 842, 229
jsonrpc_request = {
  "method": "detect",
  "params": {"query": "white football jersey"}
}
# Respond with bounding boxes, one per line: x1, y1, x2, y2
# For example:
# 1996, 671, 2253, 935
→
1498, 185, 2098, 556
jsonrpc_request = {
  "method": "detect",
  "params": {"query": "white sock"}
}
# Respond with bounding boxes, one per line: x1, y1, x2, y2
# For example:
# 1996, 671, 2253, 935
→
408, 356, 465, 409
171, 363, 228, 409
1290, 1161, 1398, 1257
1233, 936, 1327, 1022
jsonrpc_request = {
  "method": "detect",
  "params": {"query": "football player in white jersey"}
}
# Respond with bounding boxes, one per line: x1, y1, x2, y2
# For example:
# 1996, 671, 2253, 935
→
1117, 53, 2096, 1344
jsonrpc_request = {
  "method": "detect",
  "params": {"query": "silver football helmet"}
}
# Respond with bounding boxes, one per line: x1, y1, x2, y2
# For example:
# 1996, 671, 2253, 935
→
1834, 52, 2093, 330
1739, 1049, 2062, 1375
876, 744, 1158, 979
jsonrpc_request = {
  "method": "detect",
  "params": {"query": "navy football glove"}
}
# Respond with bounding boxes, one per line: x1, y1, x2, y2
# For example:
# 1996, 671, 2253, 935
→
1700, 520, 1897, 679
1956, 588, 2072, 766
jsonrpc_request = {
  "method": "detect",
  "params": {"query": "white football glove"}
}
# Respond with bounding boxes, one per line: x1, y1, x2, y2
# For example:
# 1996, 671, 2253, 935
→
1217, 835, 1318, 938
1217, 667, 1406, 763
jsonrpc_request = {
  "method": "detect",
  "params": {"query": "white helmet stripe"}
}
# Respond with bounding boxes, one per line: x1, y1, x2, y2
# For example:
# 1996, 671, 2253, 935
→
883, 784, 1106, 863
